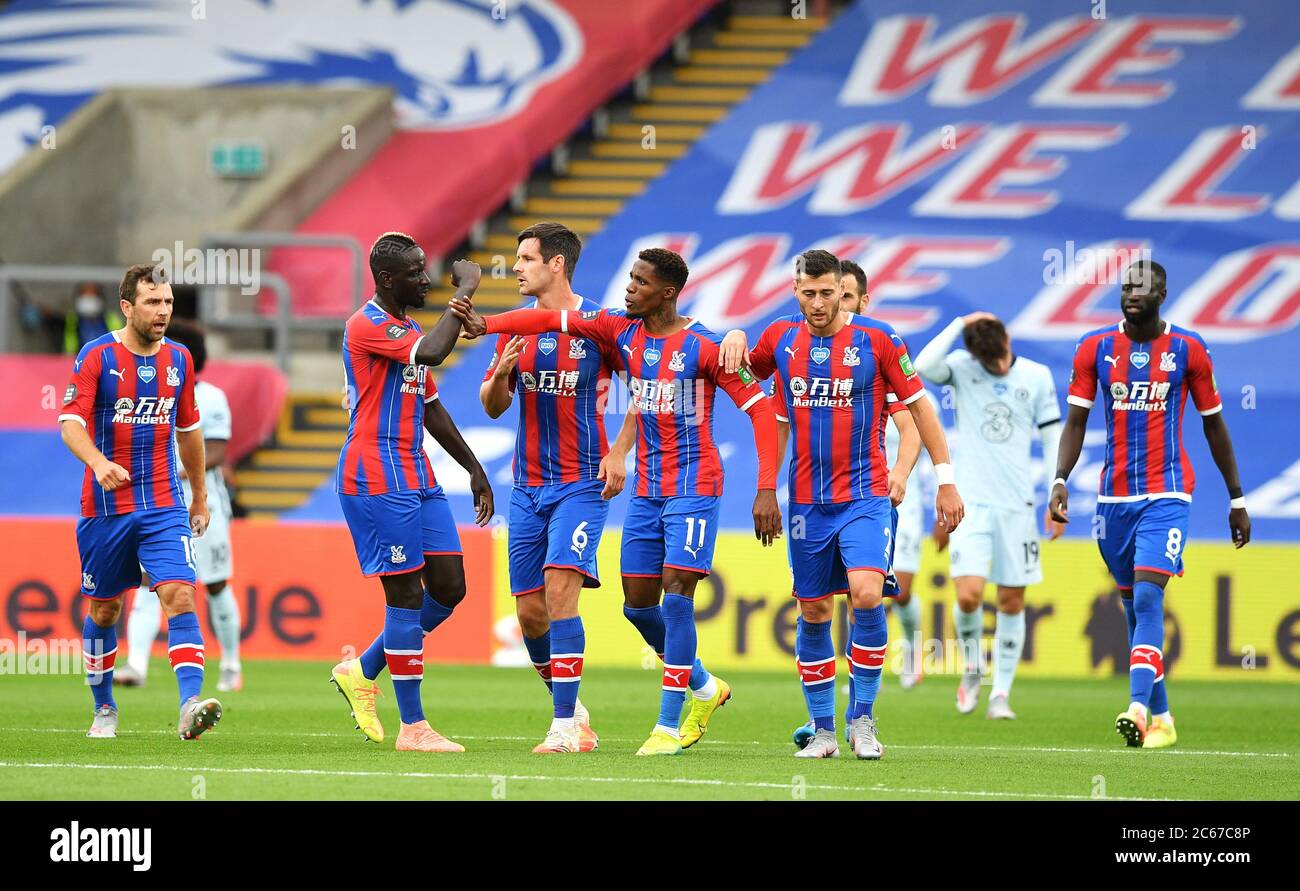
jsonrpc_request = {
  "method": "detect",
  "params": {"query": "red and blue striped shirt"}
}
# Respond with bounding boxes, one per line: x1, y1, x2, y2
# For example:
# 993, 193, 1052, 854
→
1068, 320, 1221, 501
59, 331, 201, 518
481, 297, 615, 486
749, 314, 923, 504
336, 300, 438, 496
484, 307, 778, 498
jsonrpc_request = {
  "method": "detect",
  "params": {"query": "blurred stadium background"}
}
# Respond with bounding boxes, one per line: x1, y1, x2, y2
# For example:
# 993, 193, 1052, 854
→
1, 0, 1297, 689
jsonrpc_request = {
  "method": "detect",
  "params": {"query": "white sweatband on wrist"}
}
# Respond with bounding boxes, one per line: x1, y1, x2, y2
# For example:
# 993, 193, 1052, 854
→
1052, 477, 1067, 490
1230, 497, 1246, 510
934, 463, 956, 486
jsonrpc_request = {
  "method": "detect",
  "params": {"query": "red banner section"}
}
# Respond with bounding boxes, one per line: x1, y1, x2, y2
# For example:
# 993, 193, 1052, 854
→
0, 354, 287, 464
270, 0, 719, 316
0, 518, 494, 663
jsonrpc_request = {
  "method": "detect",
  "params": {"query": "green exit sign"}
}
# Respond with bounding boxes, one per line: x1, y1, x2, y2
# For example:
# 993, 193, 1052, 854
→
210, 140, 267, 178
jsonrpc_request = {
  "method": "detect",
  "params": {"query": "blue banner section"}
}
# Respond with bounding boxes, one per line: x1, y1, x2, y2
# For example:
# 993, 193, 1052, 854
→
401, 0, 1299, 541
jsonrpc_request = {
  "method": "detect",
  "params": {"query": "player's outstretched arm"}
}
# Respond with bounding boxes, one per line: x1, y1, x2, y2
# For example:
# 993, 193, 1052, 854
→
60, 419, 129, 491
1050, 404, 1089, 524
424, 397, 494, 527
177, 427, 210, 538
480, 335, 525, 419
887, 406, 921, 507
1202, 412, 1250, 548
719, 328, 750, 375
905, 394, 964, 531
598, 405, 637, 500
415, 259, 481, 367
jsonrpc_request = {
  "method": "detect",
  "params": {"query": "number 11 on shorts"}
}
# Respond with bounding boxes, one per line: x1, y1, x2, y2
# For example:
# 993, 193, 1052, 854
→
684, 516, 707, 558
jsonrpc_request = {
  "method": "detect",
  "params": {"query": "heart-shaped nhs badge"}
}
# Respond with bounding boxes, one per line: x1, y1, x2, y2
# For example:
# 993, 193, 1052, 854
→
810, 346, 830, 364
643, 347, 661, 367
1130, 351, 1150, 370
537, 336, 557, 356
137, 365, 156, 384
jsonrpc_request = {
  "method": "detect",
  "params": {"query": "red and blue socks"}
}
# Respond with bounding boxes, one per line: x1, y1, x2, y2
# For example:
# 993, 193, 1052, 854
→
360, 591, 454, 680
849, 606, 887, 720
796, 618, 836, 732
523, 628, 553, 691
166, 612, 205, 704
548, 616, 584, 720
383, 605, 424, 724
623, 602, 712, 697
82, 615, 117, 710
656, 594, 696, 734
1125, 585, 1167, 713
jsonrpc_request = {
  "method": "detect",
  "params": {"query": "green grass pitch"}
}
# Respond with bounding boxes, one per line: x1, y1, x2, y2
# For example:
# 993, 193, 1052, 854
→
1, 662, 1295, 800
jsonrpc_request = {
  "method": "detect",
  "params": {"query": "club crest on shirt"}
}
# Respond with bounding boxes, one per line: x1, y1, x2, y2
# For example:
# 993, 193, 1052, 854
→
644, 347, 661, 367
538, 335, 557, 356
166, 365, 180, 387
568, 338, 587, 360
810, 346, 830, 364
842, 346, 859, 367
1160, 351, 1176, 372
137, 365, 156, 384
668, 351, 686, 372
386, 324, 406, 340
1016, 387, 1029, 401
1130, 351, 1150, 370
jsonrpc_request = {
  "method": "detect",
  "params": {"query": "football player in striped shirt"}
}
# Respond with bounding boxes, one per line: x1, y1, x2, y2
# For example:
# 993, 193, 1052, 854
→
479, 222, 612, 754
1051, 260, 1250, 749
453, 247, 782, 756
329, 233, 483, 753
59, 264, 222, 741
745, 250, 964, 759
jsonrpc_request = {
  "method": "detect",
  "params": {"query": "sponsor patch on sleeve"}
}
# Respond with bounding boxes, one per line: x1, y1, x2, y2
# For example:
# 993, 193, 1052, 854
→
63, 384, 77, 405
580, 310, 601, 320
899, 354, 916, 377
738, 366, 755, 385
385, 324, 406, 340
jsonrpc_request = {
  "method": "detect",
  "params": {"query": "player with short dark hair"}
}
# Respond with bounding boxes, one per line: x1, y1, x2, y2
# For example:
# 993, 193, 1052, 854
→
479, 221, 615, 754
1051, 260, 1250, 749
916, 310, 1065, 720
327, 233, 486, 753
59, 264, 222, 741
453, 247, 782, 756
116, 320, 244, 692
743, 249, 964, 759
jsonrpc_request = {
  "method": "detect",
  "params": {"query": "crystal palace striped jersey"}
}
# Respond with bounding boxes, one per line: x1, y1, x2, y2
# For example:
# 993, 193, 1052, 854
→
336, 300, 438, 496
484, 307, 778, 498
482, 297, 615, 486
749, 313, 924, 504
59, 331, 201, 518
1068, 320, 1221, 502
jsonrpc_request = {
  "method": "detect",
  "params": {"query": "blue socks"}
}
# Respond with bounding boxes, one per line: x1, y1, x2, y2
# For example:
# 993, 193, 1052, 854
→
360, 591, 455, 680
624, 602, 710, 693
657, 594, 696, 731
383, 605, 424, 724
82, 615, 117, 710
1124, 587, 1168, 712
166, 612, 205, 705
796, 619, 836, 731
523, 628, 553, 690
849, 606, 887, 720
549, 616, 585, 720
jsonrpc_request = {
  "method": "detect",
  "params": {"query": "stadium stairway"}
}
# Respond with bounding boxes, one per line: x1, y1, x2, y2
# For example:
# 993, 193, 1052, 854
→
232, 7, 828, 519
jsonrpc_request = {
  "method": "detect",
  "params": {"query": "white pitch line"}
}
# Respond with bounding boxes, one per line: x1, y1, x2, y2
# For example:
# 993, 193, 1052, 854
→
9, 727, 1293, 758
0, 761, 1175, 801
